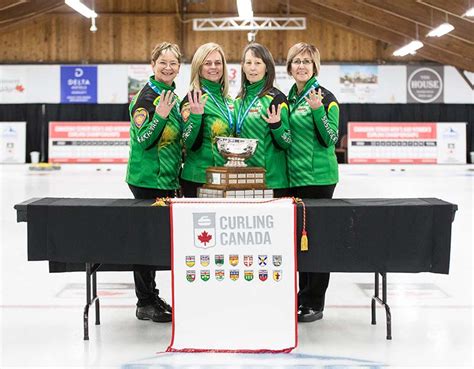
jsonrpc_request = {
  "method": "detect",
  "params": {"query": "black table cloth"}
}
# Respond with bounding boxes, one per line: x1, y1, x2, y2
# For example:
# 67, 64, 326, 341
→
15, 197, 457, 274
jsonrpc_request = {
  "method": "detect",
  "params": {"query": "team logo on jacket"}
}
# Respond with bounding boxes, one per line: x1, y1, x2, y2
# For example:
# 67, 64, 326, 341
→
185, 255, 195, 267
229, 254, 239, 266
186, 270, 196, 282
273, 255, 282, 267
230, 270, 239, 281
244, 270, 254, 281
193, 213, 216, 249
273, 270, 282, 282
259, 270, 268, 281
215, 254, 224, 266
133, 108, 148, 129
200, 255, 210, 267
244, 255, 253, 267
215, 269, 225, 281
201, 270, 210, 282
258, 255, 267, 266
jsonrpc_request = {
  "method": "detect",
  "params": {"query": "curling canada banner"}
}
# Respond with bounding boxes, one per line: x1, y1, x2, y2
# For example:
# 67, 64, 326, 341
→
167, 198, 297, 353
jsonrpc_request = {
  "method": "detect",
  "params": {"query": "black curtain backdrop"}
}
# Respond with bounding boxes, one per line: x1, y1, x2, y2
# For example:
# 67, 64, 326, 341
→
0, 103, 472, 162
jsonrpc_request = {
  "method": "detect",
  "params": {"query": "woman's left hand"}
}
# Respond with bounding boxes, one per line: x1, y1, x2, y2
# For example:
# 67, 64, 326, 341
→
262, 104, 282, 125
305, 88, 323, 110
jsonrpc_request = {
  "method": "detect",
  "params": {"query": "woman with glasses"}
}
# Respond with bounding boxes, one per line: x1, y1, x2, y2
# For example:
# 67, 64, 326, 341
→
286, 42, 340, 323
126, 42, 183, 323
234, 43, 291, 196
180, 42, 233, 196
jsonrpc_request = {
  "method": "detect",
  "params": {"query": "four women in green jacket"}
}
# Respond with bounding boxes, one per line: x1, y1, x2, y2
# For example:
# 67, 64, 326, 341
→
126, 40, 339, 324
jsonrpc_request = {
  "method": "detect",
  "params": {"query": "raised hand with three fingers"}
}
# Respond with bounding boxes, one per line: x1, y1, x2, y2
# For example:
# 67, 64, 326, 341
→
155, 90, 178, 119
305, 88, 324, 110
187, 90, 209, 115
262, 104, 282, 125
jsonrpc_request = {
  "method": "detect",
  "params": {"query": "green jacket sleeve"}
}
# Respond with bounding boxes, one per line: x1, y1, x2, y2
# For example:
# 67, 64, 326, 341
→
312, 100, 339, 147
268, 93, 291, 149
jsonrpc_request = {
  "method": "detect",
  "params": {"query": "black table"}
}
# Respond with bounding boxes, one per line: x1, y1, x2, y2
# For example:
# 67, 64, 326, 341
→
15, 197, 457, 341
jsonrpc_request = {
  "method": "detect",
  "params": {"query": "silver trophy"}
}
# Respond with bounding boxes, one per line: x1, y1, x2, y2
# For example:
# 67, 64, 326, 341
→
216, 136, 258, 167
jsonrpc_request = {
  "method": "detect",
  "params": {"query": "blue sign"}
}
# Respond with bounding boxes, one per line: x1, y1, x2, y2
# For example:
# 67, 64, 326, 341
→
61, 66, 97, 103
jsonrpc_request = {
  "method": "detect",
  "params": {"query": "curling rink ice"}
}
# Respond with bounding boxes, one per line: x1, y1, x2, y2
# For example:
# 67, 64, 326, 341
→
1, 163, 472, 369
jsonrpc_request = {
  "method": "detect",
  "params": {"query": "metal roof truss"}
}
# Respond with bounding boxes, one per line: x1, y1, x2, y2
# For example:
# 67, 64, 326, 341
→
192, 17, 306, 31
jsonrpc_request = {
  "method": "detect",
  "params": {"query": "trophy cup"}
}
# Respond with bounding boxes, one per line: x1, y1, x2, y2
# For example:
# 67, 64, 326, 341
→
198, 137, 273, 198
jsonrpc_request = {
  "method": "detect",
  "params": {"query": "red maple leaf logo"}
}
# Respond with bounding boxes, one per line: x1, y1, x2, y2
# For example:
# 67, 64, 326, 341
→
198, 230, 212, 245
15, 85, 25, 92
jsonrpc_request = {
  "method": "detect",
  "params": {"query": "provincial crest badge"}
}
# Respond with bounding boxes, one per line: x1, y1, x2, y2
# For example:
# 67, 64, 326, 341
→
200, 255, 210, 267
258, 255, 267, 266
244, 270, 254, 281
215, 254, 224, 266
273, 270, 282, 282
186, 270, 196, 282
230, 270, 239, 281
243, 255, 253, 267
193, 213, 216, 249
229, 254, 239, 266
133, 107, 148, 129
259, 270, 268, 281
272, 255, 282, 267
201, 270, 210, 282
185, 255, 195, 267
215, 269, 225, 281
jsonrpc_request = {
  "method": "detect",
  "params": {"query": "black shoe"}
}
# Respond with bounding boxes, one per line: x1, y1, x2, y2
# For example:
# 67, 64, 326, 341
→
298, 305, 323, 322
153, 292, 172, 314
136, 303, 172, 323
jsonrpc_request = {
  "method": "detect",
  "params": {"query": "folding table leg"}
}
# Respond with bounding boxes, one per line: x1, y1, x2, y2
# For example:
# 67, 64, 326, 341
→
371, 272, 392, 340
83, 263, 101, 340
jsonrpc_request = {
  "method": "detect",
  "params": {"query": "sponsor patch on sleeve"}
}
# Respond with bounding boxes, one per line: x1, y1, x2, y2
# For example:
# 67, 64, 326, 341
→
133, 107, 148, 129
181, 102, 191, 123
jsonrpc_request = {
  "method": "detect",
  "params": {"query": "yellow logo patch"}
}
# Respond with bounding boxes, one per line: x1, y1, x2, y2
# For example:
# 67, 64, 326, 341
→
133, 108, 148, 129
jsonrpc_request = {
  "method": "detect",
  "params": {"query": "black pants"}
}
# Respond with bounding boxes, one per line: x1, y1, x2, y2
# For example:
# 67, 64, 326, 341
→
180, 178, 202, 198
290, 184, 336, 310
128, 184, 176, 306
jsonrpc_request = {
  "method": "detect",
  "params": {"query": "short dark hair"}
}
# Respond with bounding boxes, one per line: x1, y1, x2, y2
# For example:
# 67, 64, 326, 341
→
238, 43, 275, 98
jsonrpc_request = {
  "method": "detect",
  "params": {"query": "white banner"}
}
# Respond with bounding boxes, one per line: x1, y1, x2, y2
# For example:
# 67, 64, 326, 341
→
168, 198, 297, 353
0, 121, 26, 163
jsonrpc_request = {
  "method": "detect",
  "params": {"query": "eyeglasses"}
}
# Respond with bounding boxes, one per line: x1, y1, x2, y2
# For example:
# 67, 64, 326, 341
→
156, 61, 180, 68
291, 59, 312, 66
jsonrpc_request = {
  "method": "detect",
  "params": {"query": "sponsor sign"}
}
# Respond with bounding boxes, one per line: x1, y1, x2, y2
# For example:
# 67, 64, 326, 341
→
0, 122, 26, 163
48, 121, 129, 163
407, 66, 443, 103
169, 198, 297, 352
348, 122, 466, 164
61, 66, 98, 103
339, 65, 379, 103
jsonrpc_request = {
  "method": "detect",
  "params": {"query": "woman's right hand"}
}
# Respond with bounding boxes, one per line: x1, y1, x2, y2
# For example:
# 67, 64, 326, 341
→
187, 90, 208, 115
155, 90, 178, 119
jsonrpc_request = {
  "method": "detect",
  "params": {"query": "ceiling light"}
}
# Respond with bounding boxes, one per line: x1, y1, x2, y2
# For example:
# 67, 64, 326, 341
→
237, 0, 253, 20
393, 40, 424, 57
65, 0, 97, 18
426, 22, 455, 37
463, 7, 474, 16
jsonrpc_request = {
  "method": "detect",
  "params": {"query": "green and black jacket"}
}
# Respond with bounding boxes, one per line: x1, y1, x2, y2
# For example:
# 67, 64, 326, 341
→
126, 76, 182, 190
287, 76, 339, 187
234, 78, 291, 189
180, 78, 233, 184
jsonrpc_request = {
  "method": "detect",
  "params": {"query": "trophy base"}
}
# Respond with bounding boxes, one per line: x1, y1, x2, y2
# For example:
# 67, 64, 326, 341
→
204, 166, 266, 190
198, 188, 274, 199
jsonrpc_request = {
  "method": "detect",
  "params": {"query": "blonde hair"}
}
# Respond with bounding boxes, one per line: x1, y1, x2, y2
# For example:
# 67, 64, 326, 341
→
189, 43, 229, 96
151, 42, 182, 63
286, 42, 320, 77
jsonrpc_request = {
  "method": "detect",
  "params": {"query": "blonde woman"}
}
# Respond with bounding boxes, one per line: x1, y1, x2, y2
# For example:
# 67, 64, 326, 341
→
126, 41, 183, 323
180, 42, 233, 196
286, 42, 340, 323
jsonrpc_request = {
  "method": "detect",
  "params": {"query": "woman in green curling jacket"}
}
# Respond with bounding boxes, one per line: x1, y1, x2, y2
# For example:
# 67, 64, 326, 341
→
286, 42, 340, 323
126, 42, 183, 323
180, 43, 233, 197
234, 43, 291, 196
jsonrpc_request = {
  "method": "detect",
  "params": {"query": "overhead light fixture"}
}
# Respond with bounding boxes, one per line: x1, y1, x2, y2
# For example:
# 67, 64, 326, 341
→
426, 22, 455, 37
65, 0, 97, 18
463, 7, 474, 16
393, 40, 424, 56
90, 17, 97, 32
237, 0, 253, 20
